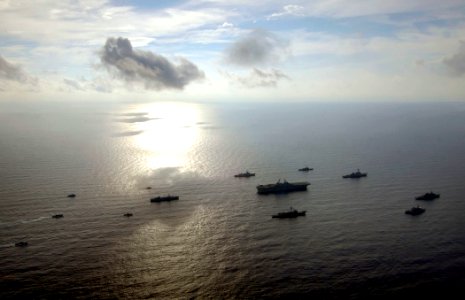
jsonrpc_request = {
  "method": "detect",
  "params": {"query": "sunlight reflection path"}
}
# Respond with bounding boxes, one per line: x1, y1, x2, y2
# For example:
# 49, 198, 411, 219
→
131, 102, 201, 171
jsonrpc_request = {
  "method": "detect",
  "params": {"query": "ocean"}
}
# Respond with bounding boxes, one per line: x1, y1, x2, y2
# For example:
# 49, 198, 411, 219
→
1, 100, 465, 299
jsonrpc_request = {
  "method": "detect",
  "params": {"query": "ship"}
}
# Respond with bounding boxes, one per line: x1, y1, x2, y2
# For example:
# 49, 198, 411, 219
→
342, 169, 367, 179
123, 213, 133, 217
256, 179, 310, 194
298, 167, 313, 172
150, 195, 179, 203
272, 207, 306, 219
234, 171, 255, 178
405, 206, 425, 216
52, 214, 64, 219
15, 241, 28, 247
415, 191, 440, 201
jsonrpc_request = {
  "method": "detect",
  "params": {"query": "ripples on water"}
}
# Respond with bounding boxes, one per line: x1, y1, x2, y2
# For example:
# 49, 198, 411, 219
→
1, 101, 465, 299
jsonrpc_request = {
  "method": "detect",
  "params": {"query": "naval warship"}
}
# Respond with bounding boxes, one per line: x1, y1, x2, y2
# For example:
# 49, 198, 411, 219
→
405, 206, 425, 216
256, 179, 310, 194
342, 169, 367, 179
415, 191, 440, 200
150, 195, 179, 203
272, 207, 306, 218
234, 171, 255, 178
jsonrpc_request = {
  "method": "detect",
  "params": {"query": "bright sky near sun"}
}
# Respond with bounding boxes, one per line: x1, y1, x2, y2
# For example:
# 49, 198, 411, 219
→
1, 0, 465, 102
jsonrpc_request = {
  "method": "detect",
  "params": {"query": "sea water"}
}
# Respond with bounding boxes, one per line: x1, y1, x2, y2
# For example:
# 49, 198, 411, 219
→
1, 101, 465, 298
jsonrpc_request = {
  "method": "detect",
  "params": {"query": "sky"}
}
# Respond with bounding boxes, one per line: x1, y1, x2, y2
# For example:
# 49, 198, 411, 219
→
1, 0, 465, 102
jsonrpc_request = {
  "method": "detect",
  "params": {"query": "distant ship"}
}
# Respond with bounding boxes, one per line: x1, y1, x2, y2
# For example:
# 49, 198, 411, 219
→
272, 207, 306, 219
342, 169, 367, 179
405, 206, 425, 216
257, 179, 310, 194
15, 241, 28, 247
52, 214, 64, 219
234, 171, 255, 178
150, 195, 179, 203
415, 192, 440, 201
123, 213, 133, 217
67, 193, 76, 198
298, 167, 313, 172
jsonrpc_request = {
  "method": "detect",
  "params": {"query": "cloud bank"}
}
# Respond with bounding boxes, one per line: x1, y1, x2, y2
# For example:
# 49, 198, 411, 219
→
443, 41, 465, 76
267, 0, 465, 19
225, 29, 287, 67
100, 37, 205, 90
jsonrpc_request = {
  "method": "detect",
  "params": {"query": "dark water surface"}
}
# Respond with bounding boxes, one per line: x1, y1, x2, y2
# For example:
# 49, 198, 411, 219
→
1, 101, 465, 299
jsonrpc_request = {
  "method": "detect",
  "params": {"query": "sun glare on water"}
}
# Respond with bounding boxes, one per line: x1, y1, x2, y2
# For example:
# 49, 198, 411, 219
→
130, 102, 201, 170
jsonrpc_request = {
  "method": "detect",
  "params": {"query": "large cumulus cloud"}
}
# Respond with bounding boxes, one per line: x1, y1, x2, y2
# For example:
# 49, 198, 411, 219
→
100, 37, 205, 90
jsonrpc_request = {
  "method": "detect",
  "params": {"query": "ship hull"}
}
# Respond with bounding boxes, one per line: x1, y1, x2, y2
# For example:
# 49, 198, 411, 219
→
272, 211, 306, 218
150, 196, 179, 203
415, 194, 440, 201
342, 174, 367, 179
405, 208, 425, 215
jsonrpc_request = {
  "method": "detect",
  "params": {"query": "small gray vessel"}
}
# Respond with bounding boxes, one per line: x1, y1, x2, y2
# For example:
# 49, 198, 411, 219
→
150, 195, 179, 203
272, 207, 306, 219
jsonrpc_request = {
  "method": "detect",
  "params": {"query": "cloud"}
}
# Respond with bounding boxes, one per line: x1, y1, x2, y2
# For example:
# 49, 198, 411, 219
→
224, 68, 289, 88
224, 29, 288, 67
100, 37, 205, 90
268, 5, 305, 20
63, 78, 85, 91
0, 1, 231, 45
0, 55, 36, 84
289, 0, 465, 18
60, 76, 113, 93
443, 41, 465, 76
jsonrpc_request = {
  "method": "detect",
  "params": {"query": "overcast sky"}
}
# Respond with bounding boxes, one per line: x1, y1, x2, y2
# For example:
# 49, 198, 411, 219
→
1, 0, 465, 102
